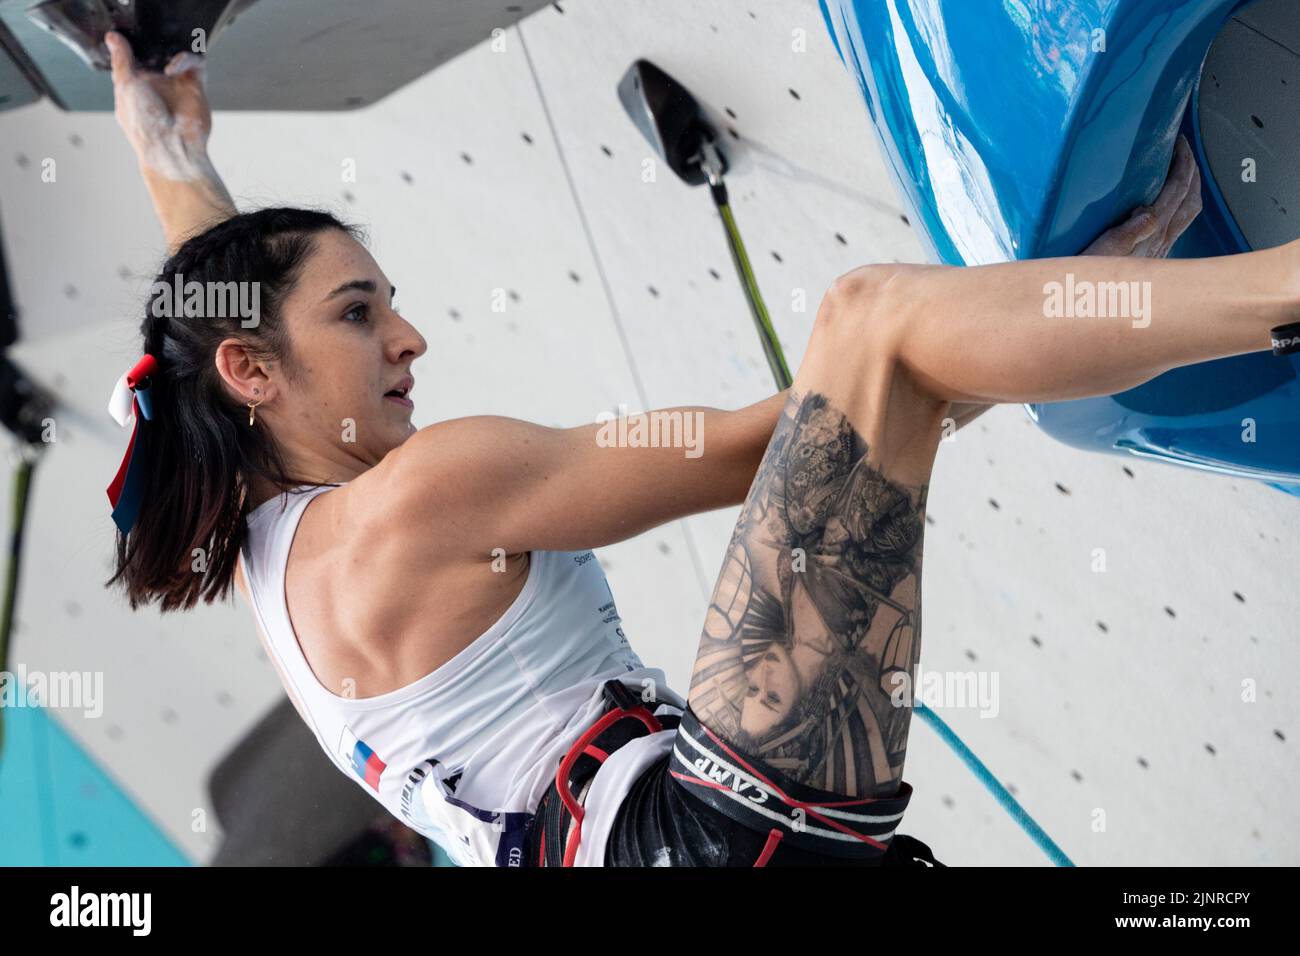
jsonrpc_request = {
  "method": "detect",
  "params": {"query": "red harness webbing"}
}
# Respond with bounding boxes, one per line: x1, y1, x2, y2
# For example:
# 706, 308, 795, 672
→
539, 682, 830, 867
552, 699, 664, 867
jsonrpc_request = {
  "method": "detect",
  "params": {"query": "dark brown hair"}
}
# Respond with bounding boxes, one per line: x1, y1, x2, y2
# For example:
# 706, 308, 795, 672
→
106, 207, 360, 612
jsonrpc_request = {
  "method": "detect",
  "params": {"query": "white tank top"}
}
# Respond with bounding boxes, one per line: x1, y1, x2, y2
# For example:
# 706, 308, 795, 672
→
238, 483, 686, 867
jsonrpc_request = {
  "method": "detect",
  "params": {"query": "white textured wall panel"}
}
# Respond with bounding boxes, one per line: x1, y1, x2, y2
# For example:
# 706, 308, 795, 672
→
0, 0, 1294, 864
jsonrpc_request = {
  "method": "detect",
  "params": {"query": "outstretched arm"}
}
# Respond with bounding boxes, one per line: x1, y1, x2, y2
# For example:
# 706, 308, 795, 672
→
946, 133, 1205, 428
840, 147, 1289, 409
106, 31, 237, 253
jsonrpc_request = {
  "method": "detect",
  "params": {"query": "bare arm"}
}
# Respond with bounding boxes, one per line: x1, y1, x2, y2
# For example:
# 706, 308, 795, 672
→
850, 139, 1290, 410
362, 176, 1187, 560
106, 31, 237, 253
944, 134, 1205, 428
364, 393, 789, 559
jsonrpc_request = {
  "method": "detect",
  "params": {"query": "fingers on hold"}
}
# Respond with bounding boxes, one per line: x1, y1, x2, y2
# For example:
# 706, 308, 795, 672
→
165, 51, 206, 78
1172, 159, 1203, 221
1158, 186, 1205, 258
105, 31, 135, 82
1171, 189, 1203, 234
1128, 209, 1160, 241
1154, 153, 1195, 219
1172, 137, 1197, 185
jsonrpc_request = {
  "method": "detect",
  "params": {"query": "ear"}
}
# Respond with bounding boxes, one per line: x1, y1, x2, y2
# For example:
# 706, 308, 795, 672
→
214, 338, 275, 405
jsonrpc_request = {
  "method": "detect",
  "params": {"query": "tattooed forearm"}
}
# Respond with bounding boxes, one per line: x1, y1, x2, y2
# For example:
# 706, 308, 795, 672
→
686, 389, 928, 799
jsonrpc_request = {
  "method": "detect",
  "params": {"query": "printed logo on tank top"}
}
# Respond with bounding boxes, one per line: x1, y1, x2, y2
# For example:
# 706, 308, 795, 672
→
579, 551, 637, 667
337, 726, 387, 791
399, 760, 443, 834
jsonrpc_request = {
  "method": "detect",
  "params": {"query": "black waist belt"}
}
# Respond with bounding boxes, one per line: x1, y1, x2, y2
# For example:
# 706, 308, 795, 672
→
668, 705, 914, 861
530, 679, 680, 867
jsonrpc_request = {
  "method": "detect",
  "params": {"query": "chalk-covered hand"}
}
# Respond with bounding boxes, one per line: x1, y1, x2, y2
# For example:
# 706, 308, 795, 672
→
1083, 134, 1203, 259
106, 30, 214, 181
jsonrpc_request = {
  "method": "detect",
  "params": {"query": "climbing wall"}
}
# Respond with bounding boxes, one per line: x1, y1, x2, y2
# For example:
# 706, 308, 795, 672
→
0, 0, 1294, 865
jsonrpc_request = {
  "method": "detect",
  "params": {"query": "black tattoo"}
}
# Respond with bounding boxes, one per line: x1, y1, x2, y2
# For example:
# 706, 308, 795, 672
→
687, 390, 928, 798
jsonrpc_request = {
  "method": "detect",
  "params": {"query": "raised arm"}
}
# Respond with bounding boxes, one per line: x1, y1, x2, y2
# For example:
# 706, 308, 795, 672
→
106, 31, 237, 253
945, 134, 1204, 430
359, 393, 789, 560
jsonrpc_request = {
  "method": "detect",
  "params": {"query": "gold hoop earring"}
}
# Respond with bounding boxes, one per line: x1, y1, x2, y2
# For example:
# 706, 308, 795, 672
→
247, 396, 264, 426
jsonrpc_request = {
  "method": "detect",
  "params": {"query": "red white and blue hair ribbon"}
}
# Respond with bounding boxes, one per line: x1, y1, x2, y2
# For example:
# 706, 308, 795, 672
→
106, 354, 159, 535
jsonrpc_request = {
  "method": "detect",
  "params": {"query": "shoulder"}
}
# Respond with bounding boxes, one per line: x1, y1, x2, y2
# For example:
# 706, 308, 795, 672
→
331, 416, 557, 558
362, 414, 543, 507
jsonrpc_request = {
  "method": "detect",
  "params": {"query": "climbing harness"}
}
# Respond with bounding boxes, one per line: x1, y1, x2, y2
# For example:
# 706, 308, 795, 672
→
532, 679, 678, 867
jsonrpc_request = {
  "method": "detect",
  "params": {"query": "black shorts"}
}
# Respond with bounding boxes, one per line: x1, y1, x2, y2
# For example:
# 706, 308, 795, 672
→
603, 705, 938, 867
